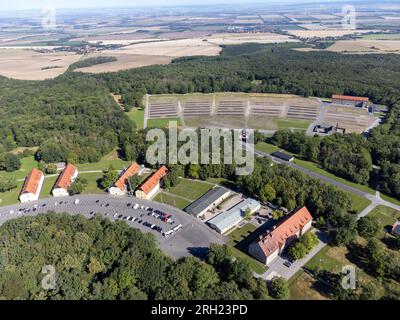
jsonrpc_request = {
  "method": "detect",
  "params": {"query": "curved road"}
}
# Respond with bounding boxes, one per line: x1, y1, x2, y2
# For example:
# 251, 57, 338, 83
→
252, 147, 400, 212
0, 194, 225, 260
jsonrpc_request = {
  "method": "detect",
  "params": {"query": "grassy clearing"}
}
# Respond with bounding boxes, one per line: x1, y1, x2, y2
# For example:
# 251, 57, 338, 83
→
167, 179, 214, 201
302, 239, 397, 299
153, 192, 191, 210
347, 192, 372, 214
305, 245, 340, 273
255, 142, 280, 155
147, 117, 182, 128
289, 271, 329, 300
227, 223, 268, 274
369, 206, 400, 238
76, 151, 130, 172
276, 118, 311, 130
0, 156, 38, 180
0, 181, 23, 206
80, 172, 105, 195
127, 108, 145, 129
39, 176, 58, 199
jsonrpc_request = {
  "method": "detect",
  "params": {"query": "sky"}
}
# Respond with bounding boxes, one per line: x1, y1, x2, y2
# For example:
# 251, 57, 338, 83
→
0, 0, 363, 11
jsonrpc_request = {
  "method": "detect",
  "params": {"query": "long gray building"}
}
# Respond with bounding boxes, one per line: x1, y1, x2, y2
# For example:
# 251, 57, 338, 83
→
185, 187, 231, 218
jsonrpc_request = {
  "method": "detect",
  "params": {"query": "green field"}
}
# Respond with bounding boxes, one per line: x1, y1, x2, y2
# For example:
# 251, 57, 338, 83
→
80, 172, 105, 195
369, 206, 400, 237
154, 192, 191, 210
167, 178, 214, 201
39, 176, 58, 199
255, 142, 280, 154
0, 156, 38, 180
227, 224, 268, 274
348, 192, 372, 214
0, 181, 24, 206
127, 108, 145, 129
147, 117, 182, 128
76, 151, 130, 172
276, 118, 311, 130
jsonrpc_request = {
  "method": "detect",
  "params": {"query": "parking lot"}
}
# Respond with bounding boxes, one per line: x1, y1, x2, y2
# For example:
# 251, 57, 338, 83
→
0, 194, 225, 259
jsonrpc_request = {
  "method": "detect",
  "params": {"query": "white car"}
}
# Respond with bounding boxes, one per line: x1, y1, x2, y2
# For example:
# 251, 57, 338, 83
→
74, 199, 80, 205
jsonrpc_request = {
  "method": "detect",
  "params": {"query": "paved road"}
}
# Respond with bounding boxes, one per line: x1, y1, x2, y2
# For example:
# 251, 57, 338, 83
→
252, 146, 400, 212
0, 194, 225, 260
248, 144, 400, 280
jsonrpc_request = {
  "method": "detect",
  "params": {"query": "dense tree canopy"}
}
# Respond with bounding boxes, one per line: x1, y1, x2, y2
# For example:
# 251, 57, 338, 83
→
0, 213, 268, 300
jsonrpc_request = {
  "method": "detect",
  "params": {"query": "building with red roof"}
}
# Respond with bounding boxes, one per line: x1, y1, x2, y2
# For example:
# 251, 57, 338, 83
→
52, 164, 78, 197
109, 162, 141, 196
135, 166, 169, 200
332, 95, 370, 108
249, 206, 313, 265
19, 168, 45, 203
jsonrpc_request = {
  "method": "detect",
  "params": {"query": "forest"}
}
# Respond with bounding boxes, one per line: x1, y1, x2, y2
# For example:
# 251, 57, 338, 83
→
0, 213, 268, 300
0, 44, 399, 199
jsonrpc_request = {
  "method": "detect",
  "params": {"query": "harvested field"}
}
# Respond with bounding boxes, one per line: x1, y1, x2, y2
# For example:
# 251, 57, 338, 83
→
206, 32, 298, 45
327, 40, 400, 53
286, 29, 378, 38
111, 38, 222, 57
0, 48, 82, 80
75, 53, 172, 73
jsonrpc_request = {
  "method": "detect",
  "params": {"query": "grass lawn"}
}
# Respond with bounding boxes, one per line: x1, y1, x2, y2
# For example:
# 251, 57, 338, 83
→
227, 224, 268, 275
0, 156, 38, 180
167, 179, 214, 201
347, 192, 372, 214
127, 108, 144, 129
369, 206, 400, 237
294, 158, 376, 196
276, 119, 311, 130
381, 194, 400, 207
305, 245, 340, 273
0, 181, 24, 206
80, 172, 105, 195
255, 142, 280, 155
289, 270, 329, 300
76, 151, 130, 172
39, 176, 58, 199
154, 192, 191, 210
227, 223, 257, 246
147, 118, 182, 129
301, 239, 395, 299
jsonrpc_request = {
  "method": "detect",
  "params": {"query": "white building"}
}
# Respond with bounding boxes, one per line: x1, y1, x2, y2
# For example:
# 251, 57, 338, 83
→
109, 162, 141, 196
19, 168, 44, 203
208, 198, 261, 234
52, 164, 78, 197
135, 166, 169, 200
249, 206, 313, 266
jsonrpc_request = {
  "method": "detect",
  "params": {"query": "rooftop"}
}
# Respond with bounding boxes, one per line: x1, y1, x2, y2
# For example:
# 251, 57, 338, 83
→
332, 95, 369, 102
54, 164, 77, 190
185, 187, 230, 216
21, 168, 44, 195
208, 198, 261, 232
271, 151, 294, 161
257, 206, 313, 256
139, 166, 169, 195
113, 162, 141, 190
